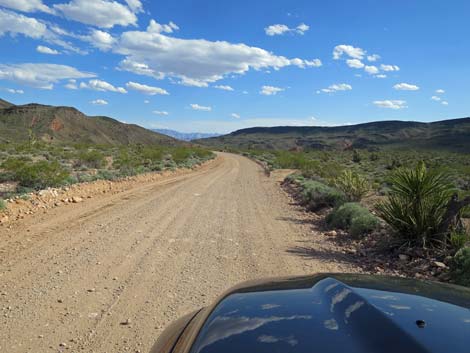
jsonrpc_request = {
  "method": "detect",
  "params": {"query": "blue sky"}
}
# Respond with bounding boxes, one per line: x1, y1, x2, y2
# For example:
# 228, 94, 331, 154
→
0, 0, 469, 133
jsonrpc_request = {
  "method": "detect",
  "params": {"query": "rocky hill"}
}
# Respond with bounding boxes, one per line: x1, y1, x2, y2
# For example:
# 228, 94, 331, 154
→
0, 99, 180, 146
197, 118, 470, 152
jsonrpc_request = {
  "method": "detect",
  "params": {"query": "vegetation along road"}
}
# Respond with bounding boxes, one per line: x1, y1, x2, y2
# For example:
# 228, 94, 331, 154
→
0, 153, 360, 353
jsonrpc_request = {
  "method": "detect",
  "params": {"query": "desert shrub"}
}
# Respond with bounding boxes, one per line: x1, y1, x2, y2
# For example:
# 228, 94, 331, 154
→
171, 147, 193, 164
0, 198, 6, 211
352, 150, 362, 163
376, 162, 455, 248
300, 180, 346, 211
451, 247, 470, 286
284, 173, 305, 184
76, 150, 105, 169
334, 170, 370, 202
2, 158, 70, 189
327, 202, 379, 237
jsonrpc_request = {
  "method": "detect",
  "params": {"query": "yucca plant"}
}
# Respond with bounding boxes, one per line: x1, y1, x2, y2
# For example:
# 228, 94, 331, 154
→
376, 162, 455, 248
334, 170, 370, 202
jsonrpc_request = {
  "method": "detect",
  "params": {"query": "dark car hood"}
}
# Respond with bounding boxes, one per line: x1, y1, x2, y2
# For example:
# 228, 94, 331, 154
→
188, 274, 470, 353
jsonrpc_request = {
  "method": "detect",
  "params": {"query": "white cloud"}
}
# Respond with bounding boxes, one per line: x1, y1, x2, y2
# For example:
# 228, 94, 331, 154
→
380, 64, 400, 71
393, 83, 419, 91
153, 110, 169, 116
124, 0, 142, 13
64, 79, 78, 89
333, 45, 366, 60
91, 99, 108, 105
6, 88, 24, 94
0, 9, 83, 53
264, 23, 309, 36
36, 45, 60, 55
214, 85, 234, 91
441, 101, 449, 106
53, 0, 138, 28
367, 54, 380, 62
346, 59, 364, 69
320, 83, 352, 93
435, 89, 445, 94
80, 29, 116, 51
114, 20, 321, 87
0, 63, 95, 89
126, 81, 169, 95
431, 96, 441, 102
143, 99, 149, 103
375, 74, 387, 79
364, 65, 379, 74
231, 113, 240, 119
260, 85, 284, 96
80, 79, 127, 93
147, 19, 179, 34
0, 0, 52, 13
373, 100, 407, 109
190, 103, 211, 111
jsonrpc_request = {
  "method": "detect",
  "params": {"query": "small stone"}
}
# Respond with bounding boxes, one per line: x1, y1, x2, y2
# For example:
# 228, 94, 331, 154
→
398, 254, 410, 261
59, 342, 67, 347
72, 196, 83, 203
325, 230, 337, 237
57, 299, 63, 303
87, 288, 95, 293
433, 261, 447, 269
121, 318, 131, 326
38, 335, 44, 338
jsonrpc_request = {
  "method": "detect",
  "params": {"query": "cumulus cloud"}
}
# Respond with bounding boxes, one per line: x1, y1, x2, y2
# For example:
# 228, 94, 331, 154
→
53, 0, 138, 28
393, 83, 419, 91
0, 0, 52, 13
364, 65, 379, 74
435, 89, 445, 94
190, 103, 211, 111
91, 99, 108, 105
441, 101, 449, 106
373, 100, 407, 109
380, 64, 400, 71
113, 20, 321, 87
80, 79, 127, 93
64, 79, 78, 89
126, 81, 169, 95
0, 9, 84, 53
6, 88, 24, 94
147, 19, 179, 34
346, 59, 364, 69
214, 85, 234, 91
260, 85, 284, 96
153, 110, 169, 116
80, 29, 116, 51
319, 83, 352, 93
231, 113, 240, 119
333, 45, 366, 60
431, 96, 441, 101
367, 54, 380, 62
36, 45, 60, 55
124, 0, 142, 13
375, 74, 387, 79
0, 63, 95, 89
264, 23, 309, 36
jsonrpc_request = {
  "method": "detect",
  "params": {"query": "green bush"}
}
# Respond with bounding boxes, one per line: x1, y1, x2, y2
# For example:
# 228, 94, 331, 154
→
450, 231, 469, 251
77, 150, 105, 169
327, 202, 379, 237
300, 180, 346, 211
0, 198, 6, 211
451, 247, 470, 286
376, 162, 455, 247
2, 158, 70, 190
334, 170, 370, 202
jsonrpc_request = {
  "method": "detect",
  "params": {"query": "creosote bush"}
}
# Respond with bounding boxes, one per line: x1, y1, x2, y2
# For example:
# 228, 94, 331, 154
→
376, 162, 455, 248
0, 198, 6, 211
299, 180, 346, 211
327, 202, 379, 238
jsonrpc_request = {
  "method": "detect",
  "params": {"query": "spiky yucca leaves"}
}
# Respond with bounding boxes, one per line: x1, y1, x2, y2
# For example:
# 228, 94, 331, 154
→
334, 170, 370, 202
376, 162, 455, 248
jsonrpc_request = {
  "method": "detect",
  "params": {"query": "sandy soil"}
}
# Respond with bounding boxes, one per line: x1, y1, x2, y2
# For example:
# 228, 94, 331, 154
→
0, 153, 361, 353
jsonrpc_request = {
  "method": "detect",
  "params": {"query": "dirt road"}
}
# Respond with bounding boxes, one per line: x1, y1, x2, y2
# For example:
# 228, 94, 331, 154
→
0, 153, 359, 352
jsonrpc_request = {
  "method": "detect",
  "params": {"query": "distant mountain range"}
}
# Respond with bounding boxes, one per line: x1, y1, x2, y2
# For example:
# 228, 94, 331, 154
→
196, 118, 470, 152
153, 129, 221, 141
0, 98, 181, 146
